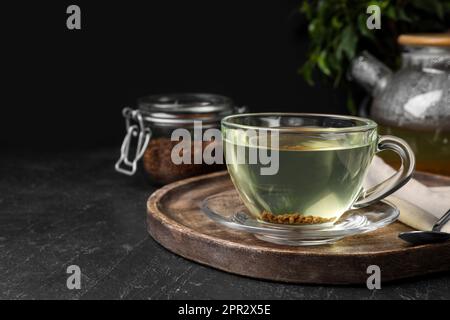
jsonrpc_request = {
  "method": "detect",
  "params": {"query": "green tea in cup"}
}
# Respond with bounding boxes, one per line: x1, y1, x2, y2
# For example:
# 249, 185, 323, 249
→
222, 113, 414, 225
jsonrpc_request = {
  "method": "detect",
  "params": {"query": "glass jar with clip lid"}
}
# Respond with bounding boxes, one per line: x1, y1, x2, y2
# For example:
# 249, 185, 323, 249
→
115, 93, 246, 185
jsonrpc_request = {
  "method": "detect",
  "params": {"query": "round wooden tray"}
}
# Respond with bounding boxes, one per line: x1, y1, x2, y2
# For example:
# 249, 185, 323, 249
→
147, 171, 450, 284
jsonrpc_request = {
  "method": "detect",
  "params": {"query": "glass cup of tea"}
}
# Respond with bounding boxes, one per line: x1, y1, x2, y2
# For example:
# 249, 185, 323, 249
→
221, 113, 415, 226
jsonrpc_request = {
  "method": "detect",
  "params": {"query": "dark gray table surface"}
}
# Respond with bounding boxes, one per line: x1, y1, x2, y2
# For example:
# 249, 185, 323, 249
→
1, 148, 449, 300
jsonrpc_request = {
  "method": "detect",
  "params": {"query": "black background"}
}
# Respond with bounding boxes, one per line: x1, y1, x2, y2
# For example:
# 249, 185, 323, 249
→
2, 1, 349, 150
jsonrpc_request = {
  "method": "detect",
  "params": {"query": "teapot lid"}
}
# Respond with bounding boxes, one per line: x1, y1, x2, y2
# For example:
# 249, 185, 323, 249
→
398, 33, 450, 47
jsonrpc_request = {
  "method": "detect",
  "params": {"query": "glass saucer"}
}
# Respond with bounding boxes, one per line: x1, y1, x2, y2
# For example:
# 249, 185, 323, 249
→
201, 190, 399, 246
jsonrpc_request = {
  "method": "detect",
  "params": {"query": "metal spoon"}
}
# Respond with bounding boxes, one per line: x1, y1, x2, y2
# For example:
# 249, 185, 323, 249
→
399, 209, 450, 245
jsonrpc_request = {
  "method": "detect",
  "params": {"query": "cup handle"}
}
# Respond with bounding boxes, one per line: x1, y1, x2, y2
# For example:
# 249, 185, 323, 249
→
353, 135, 415, 208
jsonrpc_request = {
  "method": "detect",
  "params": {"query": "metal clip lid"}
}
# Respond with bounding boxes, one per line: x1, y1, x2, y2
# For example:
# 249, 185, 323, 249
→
115, 108, 151, 176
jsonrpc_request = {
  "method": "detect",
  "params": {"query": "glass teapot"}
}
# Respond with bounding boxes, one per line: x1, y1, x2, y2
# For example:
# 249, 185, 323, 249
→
349, 34, 450, 176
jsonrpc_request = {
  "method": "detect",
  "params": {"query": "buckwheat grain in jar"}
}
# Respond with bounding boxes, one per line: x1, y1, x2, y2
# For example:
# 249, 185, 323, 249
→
115, 93, 246, 185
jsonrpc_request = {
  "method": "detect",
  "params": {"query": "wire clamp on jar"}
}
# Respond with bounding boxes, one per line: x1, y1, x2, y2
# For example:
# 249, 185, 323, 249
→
115, 107, 151, 176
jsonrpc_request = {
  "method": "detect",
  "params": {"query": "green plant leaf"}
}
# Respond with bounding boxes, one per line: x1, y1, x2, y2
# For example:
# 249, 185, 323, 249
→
397, 8, 412, 22
331, 15, 343, 30
317, 51, 331, 76
386, 5, 397, 19
300, 1, 312, 19
337, 26, 358, 60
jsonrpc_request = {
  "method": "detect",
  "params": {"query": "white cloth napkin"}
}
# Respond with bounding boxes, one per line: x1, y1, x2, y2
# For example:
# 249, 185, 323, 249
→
364, 156, 450, 232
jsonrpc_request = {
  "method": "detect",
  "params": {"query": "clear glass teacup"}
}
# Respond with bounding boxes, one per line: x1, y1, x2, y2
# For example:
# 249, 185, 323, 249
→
221, 113, 415, 226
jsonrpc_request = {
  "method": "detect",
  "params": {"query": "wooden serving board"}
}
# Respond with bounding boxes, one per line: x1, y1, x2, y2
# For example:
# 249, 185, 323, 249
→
147, 171, 450, 284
